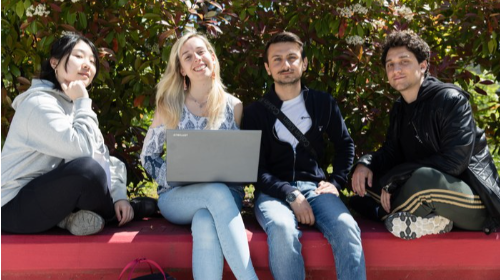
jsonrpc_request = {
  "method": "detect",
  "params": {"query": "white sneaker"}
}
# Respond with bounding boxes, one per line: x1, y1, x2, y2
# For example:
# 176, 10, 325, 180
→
57, 210, 105, 236
385, 212, 453, 240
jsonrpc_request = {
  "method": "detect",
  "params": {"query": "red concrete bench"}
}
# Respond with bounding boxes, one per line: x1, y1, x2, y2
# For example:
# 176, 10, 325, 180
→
2, 215, 499, 280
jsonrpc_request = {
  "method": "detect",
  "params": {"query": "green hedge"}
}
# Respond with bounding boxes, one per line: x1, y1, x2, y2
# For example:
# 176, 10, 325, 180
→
2, 0, 499, 192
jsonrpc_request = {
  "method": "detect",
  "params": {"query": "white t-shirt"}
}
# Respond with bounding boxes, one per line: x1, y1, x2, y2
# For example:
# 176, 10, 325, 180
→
274, 93, 312, 148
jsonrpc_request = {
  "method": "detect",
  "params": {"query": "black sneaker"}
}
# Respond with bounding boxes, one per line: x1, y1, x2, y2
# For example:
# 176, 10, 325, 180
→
130, 197, 159, 220
385, 212, 453, 240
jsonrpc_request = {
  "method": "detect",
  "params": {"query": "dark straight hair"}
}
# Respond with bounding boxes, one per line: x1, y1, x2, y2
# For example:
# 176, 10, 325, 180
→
263, 31, 306, 64
39, 33, 100, 91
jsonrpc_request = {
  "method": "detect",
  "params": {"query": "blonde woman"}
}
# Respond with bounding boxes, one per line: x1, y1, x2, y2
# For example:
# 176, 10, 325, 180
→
140, 33, 258, 280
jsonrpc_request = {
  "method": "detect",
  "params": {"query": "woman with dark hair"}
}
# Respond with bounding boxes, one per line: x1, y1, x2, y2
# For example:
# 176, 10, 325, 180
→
1, 33, 136, 235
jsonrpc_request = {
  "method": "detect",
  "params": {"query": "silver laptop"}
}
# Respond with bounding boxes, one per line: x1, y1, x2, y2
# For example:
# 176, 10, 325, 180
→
166, 130, 262, 185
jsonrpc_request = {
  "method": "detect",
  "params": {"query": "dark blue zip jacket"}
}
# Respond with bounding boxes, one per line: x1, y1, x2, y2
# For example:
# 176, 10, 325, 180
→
241, 84, 354, 201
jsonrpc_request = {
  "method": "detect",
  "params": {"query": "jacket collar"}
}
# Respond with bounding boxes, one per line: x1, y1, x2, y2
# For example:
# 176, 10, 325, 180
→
416, 75, 470, 103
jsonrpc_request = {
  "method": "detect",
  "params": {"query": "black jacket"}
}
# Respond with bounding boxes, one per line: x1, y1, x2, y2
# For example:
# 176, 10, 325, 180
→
242, 85, 354, 201
358, 76, 500, 230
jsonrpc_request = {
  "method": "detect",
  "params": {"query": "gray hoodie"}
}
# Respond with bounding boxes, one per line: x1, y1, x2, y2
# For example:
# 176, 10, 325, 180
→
1, 79, 127, 207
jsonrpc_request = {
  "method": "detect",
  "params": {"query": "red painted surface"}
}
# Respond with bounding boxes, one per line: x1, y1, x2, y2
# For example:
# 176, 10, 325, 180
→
2, 216, 500, 280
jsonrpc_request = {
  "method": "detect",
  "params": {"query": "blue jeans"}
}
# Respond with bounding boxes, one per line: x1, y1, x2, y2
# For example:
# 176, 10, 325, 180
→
158, 183, 257, 280
255, 181, 366, 280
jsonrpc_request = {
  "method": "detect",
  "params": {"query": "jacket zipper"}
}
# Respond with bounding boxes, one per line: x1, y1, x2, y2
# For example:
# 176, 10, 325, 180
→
292, 147, 297, 182
412, 121, 423, 144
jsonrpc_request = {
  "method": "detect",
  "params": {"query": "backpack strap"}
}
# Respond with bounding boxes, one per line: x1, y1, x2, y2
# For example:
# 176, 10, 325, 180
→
259, 97, 318, 159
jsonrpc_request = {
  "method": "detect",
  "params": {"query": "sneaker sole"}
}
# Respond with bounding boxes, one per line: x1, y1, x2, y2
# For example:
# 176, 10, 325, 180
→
67, 210, 105, 236
385, 212, 453, 240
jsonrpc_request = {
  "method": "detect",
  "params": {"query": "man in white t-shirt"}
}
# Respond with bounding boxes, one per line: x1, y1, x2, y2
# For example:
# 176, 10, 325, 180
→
242, 31, 366, 280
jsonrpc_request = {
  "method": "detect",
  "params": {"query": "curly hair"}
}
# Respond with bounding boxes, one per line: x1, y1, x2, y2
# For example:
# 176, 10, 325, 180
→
381, 30, 430, 70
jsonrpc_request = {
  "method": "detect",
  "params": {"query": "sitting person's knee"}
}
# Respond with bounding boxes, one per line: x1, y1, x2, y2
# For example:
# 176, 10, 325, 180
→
204, 183, 234, 201
404, 167, 445, 192
67, 157, 107, 183
412, 167, 440, 178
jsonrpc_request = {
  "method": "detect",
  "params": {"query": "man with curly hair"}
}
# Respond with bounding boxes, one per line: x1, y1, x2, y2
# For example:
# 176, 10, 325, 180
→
350, 30, 500, 240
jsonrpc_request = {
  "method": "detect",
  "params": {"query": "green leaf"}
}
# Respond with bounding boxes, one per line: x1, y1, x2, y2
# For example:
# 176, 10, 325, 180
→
4, 72, 13, 83
289, 14, 299, 26
28, 21, 38, 34
356, 24, 364, 37
118, 0, 128, 7
24, 0, 31, 9
12, 55, 24, 65
239, 9, 246, 21
119, 70, 135, 75
247, 7, 256, 16
314, 20, 321, 35
130, 31, 139, 42
121, 75, 136, 85
161, 46, 169, 62
45, 35, 55, 47
138, 61, 150, 72
10, 64, 21, 77
487, 39, 496, 54
133, 82, 141, 92
15, 1, 24, 18
13, 49, 27, 61
105, 32, 114, 44
321, 20, 329, 37
118, 33, 126, 48
67, 12, 77, 25
330, 19, 340, 34
140, 75, 149, 84
134, 57, 141, 70
23, 37, 33, 49
7, 35, 13, 49
39, 36, 47, 50
143, 13, 161, 20
1, 63, 7, 73
1, 59, 9, 73
79, 12, 87, 29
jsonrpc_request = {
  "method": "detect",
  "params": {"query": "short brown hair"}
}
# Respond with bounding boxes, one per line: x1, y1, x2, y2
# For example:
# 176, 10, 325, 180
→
381, 30, 430, 70
264, 31, 305, 63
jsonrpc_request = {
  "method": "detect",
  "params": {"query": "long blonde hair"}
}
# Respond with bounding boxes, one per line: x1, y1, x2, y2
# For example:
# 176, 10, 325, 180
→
156, 33, 227, 129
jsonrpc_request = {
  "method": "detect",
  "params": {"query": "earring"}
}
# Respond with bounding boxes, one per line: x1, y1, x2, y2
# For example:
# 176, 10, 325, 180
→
54, 68, 58, 78
211, 71, 215, 80
183, 75, 187, 91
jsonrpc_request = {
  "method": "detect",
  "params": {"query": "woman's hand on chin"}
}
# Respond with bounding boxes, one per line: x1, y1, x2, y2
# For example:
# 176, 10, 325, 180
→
61, 80, 89, 101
